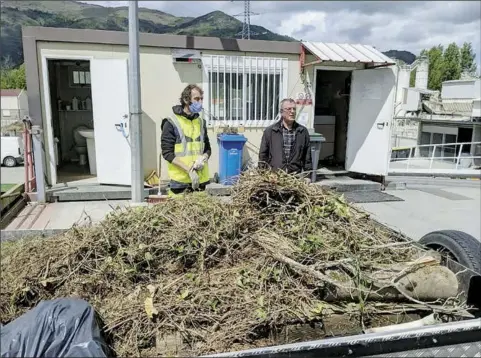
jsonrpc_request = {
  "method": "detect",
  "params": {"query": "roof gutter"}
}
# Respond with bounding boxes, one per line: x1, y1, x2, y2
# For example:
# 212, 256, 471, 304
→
366, 62, 395, 69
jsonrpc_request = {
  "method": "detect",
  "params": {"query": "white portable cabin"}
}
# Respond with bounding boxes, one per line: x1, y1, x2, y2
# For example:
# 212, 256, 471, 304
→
300, 42, 397, 177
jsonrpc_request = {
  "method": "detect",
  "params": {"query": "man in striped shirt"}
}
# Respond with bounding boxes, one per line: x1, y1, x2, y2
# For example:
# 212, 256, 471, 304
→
259, 98, 312, 183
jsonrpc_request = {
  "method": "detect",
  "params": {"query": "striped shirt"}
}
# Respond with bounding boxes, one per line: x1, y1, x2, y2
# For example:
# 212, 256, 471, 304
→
282, 125, 296, 160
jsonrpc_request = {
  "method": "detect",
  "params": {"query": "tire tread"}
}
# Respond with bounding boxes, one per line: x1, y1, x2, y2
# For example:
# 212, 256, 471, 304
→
419, 230, 481, 274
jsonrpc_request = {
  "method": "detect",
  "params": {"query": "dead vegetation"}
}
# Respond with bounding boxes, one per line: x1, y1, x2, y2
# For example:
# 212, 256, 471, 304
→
0, 170, 472, 356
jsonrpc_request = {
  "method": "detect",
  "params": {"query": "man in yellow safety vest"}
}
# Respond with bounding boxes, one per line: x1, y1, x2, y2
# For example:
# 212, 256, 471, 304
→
161, 84, 211, 196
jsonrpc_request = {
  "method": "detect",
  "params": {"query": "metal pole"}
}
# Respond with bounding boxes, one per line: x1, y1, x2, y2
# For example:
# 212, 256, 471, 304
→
30, 125, 46, 202
128, 0, 144, 204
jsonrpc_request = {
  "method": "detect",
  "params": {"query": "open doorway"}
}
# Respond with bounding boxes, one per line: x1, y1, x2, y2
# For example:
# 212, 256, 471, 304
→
458, 127, 474, 155
313, 69, 352, 170
47, 59, 95, 184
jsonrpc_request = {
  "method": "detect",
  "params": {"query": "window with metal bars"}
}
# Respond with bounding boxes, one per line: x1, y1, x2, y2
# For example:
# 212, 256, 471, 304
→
202, 55, 288, 127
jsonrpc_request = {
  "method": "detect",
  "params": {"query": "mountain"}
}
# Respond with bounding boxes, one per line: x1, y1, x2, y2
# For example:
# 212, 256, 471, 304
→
1, 1, 416, 69
382, 50, 416, 65
0, 0, 294, 68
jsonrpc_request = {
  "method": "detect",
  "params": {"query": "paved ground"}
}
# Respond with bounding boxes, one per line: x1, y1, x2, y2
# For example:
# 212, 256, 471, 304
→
5, 200, 131, 232
2, 174, 480, 245
357, 177, 481, 242
1, 166, 24, 185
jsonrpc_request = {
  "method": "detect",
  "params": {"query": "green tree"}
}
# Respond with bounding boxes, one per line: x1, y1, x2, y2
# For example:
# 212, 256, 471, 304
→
425, 45, 445, 91
409, 69, 416, 87
0, 63, 27, 90
460, 42, 477, 75
442, 42, 461, 82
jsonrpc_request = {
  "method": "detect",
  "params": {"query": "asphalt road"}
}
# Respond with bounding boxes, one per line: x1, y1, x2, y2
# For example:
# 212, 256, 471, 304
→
1, 166, 24, 185
357, 177, 481, 243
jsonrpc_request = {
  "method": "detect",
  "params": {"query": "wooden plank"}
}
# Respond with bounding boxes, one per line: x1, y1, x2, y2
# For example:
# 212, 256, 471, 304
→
1, 183, 25, 213
0, 197, 27, 230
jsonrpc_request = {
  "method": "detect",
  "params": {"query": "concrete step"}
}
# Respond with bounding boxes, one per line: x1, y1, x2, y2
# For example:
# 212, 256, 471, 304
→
206, 183, 233, 196
206, 176, 381, 197
314, 177, 382, 192
315, 168, 350, 179
52, 186, 157, 202
7, 203, 36, 230
7, 203, 47, 230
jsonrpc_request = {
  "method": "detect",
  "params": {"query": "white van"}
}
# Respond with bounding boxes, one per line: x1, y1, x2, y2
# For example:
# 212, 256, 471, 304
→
1, 136, 24, 167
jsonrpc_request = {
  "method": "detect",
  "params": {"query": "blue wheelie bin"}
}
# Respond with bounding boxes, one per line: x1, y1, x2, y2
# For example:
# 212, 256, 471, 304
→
217, 133, 247, 185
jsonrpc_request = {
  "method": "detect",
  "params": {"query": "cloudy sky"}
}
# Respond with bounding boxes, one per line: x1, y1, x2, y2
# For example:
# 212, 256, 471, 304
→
83, 1, 481, 68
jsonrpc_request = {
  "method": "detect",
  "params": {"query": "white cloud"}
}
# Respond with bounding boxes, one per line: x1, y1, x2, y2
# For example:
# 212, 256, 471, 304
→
81, 1, 481, 68
276, 11, 327, 40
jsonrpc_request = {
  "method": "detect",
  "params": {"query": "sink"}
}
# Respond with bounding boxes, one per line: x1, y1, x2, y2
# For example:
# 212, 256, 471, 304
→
78, 129, 94, 139
77, 129, 96, 175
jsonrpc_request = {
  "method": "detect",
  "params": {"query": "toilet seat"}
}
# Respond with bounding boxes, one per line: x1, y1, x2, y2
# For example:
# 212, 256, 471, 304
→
73, 125, 89, 147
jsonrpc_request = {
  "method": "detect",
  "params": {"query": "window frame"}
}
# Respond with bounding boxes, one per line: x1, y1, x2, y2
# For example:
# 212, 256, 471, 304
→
202, 55, 289, 128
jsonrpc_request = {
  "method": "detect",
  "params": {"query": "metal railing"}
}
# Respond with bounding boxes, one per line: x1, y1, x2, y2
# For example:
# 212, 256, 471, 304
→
389, 141, 481, 176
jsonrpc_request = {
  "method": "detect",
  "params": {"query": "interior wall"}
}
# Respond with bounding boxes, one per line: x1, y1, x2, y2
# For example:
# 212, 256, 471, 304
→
314, 70, 352, 164
50, 61, 93, 164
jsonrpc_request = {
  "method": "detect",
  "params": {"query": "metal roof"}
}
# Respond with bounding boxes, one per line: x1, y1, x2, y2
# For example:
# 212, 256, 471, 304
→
423, 100, 474, 116
302, 41, 395, 66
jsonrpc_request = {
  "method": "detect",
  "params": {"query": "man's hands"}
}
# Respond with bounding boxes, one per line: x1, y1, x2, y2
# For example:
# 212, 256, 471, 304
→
172, 155, 208, 190
192, 154, 209, 171
189, 169, 200, 190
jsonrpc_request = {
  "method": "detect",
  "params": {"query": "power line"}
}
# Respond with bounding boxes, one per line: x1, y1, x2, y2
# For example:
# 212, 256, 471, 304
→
232, 0, 259, 40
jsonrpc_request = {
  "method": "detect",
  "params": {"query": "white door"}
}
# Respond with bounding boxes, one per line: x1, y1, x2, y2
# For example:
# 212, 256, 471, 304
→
345, 67, 396, 176
90, 59, 132, 186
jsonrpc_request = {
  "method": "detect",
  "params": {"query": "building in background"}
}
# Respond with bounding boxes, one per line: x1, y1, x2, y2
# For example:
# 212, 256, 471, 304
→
1, 89, 29, 127
390, 75, 481, 172
22, 25, 398, 201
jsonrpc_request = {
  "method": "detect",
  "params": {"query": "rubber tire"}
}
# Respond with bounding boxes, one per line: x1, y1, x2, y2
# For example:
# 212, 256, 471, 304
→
3, 156, 17, 167
419, 230, 481, 274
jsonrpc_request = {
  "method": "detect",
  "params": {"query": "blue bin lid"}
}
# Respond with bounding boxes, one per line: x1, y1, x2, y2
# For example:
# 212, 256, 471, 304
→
218, 133, 247, 142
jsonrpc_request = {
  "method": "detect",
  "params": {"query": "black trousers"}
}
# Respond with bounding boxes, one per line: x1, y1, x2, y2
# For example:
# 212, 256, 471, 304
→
169, 183, 207, 195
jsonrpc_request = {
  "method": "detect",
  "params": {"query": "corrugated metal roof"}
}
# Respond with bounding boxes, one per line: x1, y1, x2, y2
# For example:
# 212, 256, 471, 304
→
1, 89, 22, 97
423, 100, 474, 115
302, 41, 395, 66
442, 101, 473, 114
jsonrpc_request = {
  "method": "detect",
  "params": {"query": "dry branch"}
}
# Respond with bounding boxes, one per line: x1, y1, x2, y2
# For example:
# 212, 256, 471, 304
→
0, 169, 469, 357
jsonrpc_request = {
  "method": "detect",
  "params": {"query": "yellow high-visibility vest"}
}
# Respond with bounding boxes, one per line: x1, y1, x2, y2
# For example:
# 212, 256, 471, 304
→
166, 114, 210, 184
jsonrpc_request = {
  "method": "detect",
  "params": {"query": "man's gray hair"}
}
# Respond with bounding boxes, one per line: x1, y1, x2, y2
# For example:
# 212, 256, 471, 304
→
279, 98, 296, 111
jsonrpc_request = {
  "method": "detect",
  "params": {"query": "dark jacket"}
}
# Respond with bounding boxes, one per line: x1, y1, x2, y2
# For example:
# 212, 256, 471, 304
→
258, 120, 312, 174
161, 105, 211, 189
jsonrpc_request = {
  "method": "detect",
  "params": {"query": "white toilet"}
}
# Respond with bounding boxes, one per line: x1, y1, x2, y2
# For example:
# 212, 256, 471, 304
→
73, 125, 89, 166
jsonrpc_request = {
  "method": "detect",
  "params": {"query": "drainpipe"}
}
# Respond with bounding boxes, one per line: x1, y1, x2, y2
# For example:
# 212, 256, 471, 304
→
128, 0, 144, 204
30, 124, 46, 202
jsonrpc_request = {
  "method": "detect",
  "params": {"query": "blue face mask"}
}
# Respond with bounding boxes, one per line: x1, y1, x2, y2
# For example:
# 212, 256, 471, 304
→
189, 101, 203, 113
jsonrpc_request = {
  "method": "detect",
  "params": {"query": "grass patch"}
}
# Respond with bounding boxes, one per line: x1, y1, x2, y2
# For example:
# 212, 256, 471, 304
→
1, 184, 16, 193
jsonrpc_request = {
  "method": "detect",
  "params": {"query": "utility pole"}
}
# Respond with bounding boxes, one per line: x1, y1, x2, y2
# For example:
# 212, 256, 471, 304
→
233, 0, 258, 39
128, 0, 144, 204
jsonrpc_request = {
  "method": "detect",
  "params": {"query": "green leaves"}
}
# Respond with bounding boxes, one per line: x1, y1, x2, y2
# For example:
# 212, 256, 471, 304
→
416, 42, 478, 91
0, 64, 26, 90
